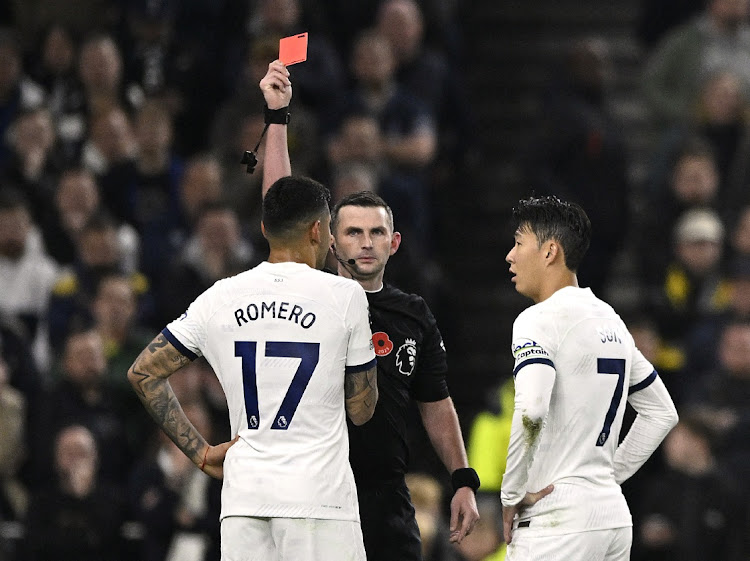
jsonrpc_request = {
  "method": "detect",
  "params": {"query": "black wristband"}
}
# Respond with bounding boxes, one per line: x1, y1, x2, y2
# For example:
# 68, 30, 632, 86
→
264, 104, 290, 125
451, 467, 480, 494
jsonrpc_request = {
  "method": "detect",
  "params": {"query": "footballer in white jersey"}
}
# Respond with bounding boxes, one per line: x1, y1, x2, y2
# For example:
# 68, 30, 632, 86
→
166, 262, 376, 521
501, 196, 678, 561
128, 175, 378, 561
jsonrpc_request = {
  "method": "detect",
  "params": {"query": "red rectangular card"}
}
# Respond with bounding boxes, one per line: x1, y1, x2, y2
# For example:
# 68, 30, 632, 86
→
279, 33, 308, 66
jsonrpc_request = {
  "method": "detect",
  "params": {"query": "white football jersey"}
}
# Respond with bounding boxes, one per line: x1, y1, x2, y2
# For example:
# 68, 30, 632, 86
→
503, 287, 657, 534
165, 262, 376, 522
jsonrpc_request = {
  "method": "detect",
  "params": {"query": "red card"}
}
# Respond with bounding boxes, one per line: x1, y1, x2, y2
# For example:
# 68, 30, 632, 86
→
279, 33, 308, 66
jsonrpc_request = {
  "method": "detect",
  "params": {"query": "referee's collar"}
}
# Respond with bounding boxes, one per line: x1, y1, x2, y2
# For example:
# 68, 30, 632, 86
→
364, 284, 384, 294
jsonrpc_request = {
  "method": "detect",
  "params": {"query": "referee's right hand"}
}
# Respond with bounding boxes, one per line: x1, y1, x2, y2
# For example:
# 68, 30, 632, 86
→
260, 60, 292, 110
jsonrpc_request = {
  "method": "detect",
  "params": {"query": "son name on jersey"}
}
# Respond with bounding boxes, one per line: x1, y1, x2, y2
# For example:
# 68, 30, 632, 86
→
234, 300, 317, 329
596, 325, 623, 344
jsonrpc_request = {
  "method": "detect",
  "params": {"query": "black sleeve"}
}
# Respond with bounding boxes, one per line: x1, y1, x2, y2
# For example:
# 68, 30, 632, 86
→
410, 299, 450, 402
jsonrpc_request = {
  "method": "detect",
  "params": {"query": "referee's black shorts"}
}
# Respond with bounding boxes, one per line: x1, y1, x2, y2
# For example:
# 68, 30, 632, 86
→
357, 477, 422, 561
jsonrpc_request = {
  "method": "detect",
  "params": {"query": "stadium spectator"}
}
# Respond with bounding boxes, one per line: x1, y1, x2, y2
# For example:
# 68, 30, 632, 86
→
644, 71, 750, 214
333, 29, 438, 262
119, 0, 220, 155
156, 201, 260, 327
42, 167, 140, 269
636, 138, 723, 285
651, 208, 731, 342
28, 24, 81, 161
626, 312, 688, 407
24, 424, 126, 561
685, 321, 750, 465
0, 28, 45, 168
129, 98, 183, 279
325, 112, 389, 202
0, 188, 58, 372
1, 107, 63, 225
31, 330, 132, 488
80, 105, 139, 221
642, 0, 750, 129
48, 212, 151, 350
91, 273, 152, 391
76, 33, 141, 120
632, 413, 746, 561
177, 153, 223, 230
686, 256, 750, 376
375, 0, 475, 168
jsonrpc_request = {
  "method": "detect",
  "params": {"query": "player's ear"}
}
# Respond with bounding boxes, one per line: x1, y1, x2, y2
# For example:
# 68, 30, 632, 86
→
261, 221, 268, 240
309, 219, 323, 245
390, 231, 402, 256
545, 241, 560, 263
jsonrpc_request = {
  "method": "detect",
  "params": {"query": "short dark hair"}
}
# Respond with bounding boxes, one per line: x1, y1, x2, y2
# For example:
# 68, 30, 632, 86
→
262, 176, 331, 239
512, 195, 592, 271
331, 191, 394, 234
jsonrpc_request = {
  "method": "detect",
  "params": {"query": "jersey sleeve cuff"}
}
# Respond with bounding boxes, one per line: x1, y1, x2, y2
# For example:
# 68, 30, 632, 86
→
345, 357, 377, 374
161, 328, 199, 361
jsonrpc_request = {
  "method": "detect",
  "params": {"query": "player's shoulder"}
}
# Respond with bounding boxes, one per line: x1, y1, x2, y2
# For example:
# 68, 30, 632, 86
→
305, 269, 367, 299
513, 287, 582, 330
514, 300, 550, 328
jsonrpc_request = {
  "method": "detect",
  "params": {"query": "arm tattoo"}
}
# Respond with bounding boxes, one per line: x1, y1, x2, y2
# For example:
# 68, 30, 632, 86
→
345, 367, 378, 424
128, 335, 206, 464
146, 334, 170, 353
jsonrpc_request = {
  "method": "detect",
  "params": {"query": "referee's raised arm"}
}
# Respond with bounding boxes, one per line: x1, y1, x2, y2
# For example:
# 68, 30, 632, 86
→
260, 60, 292, 198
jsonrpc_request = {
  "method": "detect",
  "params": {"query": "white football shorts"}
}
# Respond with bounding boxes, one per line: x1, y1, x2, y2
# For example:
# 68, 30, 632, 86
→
506, 526, 632, 561
221, 516, 366, 561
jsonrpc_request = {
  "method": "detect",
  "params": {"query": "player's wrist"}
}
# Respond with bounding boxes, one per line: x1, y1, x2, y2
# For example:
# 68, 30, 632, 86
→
264, 104, 290, 124
451, 467, 480, 494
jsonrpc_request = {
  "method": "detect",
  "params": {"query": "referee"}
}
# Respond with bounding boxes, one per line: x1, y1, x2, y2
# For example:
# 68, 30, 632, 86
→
258, 60, 480, 561
331, 191, 481, 560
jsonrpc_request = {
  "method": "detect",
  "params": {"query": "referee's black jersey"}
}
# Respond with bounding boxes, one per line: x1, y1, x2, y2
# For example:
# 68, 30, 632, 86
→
348, 283, 450, 484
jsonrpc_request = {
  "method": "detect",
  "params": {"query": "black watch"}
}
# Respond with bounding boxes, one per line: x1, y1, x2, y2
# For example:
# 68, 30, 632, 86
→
264, 104, 290, 125
451, 467, 480, 494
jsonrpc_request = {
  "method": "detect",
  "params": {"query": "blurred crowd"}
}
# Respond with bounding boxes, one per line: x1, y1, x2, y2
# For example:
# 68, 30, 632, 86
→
1, 0, 750, 560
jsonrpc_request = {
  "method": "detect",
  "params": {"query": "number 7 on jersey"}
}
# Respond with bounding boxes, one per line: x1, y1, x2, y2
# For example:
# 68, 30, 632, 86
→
596, 358, 626, 446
